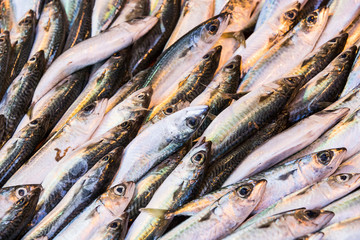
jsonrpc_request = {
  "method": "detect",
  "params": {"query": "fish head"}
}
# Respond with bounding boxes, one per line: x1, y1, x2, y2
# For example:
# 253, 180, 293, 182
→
23, 114, 51, 138
222, 55, 242, 77
178, 137, 212, 181
127, 86, 153, 109
291, 209, 334, 235
328, 172, 360, 191
27, 50, 46, 72
100, 181, 136, 216
278, 2, 301, 35
105, 213, 129, 239
297, 7, 329, 44
18, 9, 36, 30
10, 186, 42, 219
125, 16, 158, 41
332, 45, 357, 69
199, 45, 223, 72
322, 32, 348, 53
166, 105, 209, 142
75, 99, 109, 133
199, 13, 230, 44
300, 148, 346, 183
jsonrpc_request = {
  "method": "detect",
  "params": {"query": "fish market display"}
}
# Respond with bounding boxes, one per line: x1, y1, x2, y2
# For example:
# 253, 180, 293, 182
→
0, 1, 360, 239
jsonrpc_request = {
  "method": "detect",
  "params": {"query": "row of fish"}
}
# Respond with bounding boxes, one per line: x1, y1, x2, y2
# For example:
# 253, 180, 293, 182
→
1, 0, 360, 239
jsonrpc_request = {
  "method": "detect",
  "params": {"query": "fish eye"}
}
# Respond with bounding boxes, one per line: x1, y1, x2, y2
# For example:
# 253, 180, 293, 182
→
83, 103, 96, 114
120, 121, 130, 128
206, 20, 219, 35
203, 54, 210, 59
339, 53, 347, 59
306, 14, 317, 25
16, 188, 28, 198
29, 119, 38, 126
317, 150, 332, 165
109, 220, 120, 229
0, 38, 4, 43
191, 152, 206, 165
137, 93, 146, 99
238, 185, 252, 198
336, 174, 351, 183
114, 185, 126, 196
29, 57, 36, 61
186, 117, 199, 129
304, 210, 320, 219
285, 10, 297, 20
103, 155, 111, 161
164, 107, 174, 115
225, 63, 235, 70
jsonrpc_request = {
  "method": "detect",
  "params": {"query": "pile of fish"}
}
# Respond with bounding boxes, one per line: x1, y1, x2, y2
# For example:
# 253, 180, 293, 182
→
1, 0, 360, 239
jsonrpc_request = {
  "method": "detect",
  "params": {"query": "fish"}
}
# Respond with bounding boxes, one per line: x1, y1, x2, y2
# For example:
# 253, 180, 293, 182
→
0, 115, 50, 187
0, 50, 46, 145
88, 213, 129, 240
202, 76, 301, 163
340, 48, 360, 97
224, 209, 334, 240
31, 16, 158, 106
0, 186, 42, 240
92, 87, 152, 139
110, 105, 209, 186
246, 172, 360, 228
160, 180, 267, 240
22, 147, 123, 240
142, 13, 230, 108
238, 8, 329, 92
29, 0, 68, 68
54, 182, 135, 240
29, 118, 139, 228
4, 99, 108, 187
164, 0, 215, 50
236, 1, 301, 73
141, 46, 221, 130
125, 137, 211, 240
129, 0, 181, 75
92, 0, 126, 36
287, 46, 357, 123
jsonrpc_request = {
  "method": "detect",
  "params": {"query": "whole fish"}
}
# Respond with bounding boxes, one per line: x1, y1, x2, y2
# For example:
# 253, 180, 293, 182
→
0, 50, 46, 145
4, 99, 108, 187
125, 137, 211, 240
160, 180, 267, 240
31, 16, 158, 106
223, 108, 349, 186
106, 69, 150, 113
54, 181, 135, 240
287, 46, 357, 123
224, 209, 334, 240
22, 147, 123, 240
314, 0, 360, 48
110, 0, 149, 27
0, 115, 50, 187
164, 0, 215, 50
29, 0, 67, 67
129, 0, 181, 75
0, 184, 41, 218
285, 106, 360, 163
92, 87, 152, 139
247, 172, 360, 227
142, 13, 229, 108
30, 119, 138, 227
111, 105, 208, 186
0, 187, 41, 240
340, 48, 360, 97
202, 76, 300, 162
88, 213, 129, 240
126, 149, 186, 222
236, 1, 301, 73
49, 50, 130, 137
238, 8, 329, 92
6, 10, 36, 90
142, 46, 221, 130
92, 0, 126, 36
197, 112, 289, 196
314, 216, 360, 240
0, 31, 11, 98
190, 55, 241, 138
285, 32, 348, 87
